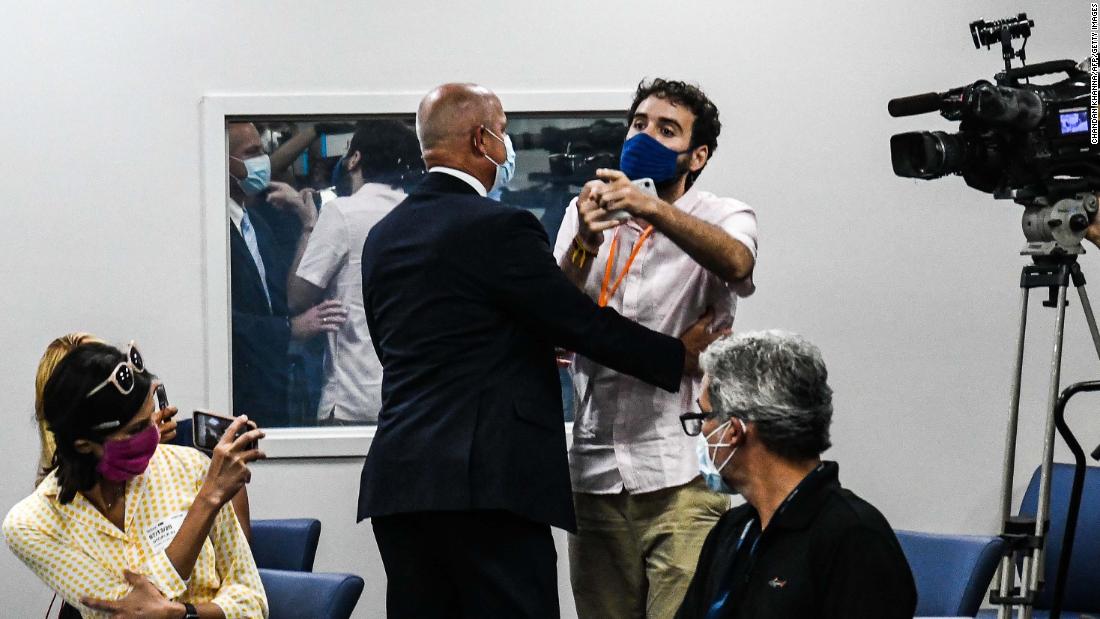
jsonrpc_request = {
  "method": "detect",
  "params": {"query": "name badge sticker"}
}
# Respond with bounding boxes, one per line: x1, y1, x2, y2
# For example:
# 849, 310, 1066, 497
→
144, 511, 186, 553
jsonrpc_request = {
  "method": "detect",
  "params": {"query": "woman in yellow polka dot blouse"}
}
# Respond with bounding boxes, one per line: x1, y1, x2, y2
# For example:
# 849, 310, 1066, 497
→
31, 333, 253, 544
3, 341, 268, 618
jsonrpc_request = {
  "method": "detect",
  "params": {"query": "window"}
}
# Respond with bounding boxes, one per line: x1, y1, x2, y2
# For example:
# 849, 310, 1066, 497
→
202, 92, 629, 456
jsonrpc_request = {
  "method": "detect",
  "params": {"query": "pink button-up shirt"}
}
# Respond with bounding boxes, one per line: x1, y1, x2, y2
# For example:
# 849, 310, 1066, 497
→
552, 186, 758, 494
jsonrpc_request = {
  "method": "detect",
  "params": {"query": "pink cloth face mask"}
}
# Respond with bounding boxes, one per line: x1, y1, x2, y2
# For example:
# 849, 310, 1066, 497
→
96, 424, 159, 482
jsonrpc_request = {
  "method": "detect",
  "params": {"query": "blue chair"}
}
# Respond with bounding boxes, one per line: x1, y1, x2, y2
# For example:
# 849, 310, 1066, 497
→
977, 464, 1100, 619
259, 568, 364, 619
251, 518, 322, 572
896, 530, 1003, 617
168, 418, 194, 448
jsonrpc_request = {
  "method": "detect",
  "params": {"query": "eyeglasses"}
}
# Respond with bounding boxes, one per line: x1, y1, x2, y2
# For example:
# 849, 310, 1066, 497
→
86, 341, 146, 398
680, 410, 748, 436
680, 411, 717, 437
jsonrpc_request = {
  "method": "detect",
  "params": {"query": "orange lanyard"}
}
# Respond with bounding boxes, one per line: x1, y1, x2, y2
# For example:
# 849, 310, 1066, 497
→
599, 225, 655, 307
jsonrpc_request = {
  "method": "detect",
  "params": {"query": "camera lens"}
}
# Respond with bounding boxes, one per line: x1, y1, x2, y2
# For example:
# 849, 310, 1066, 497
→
890, 131, 963, 179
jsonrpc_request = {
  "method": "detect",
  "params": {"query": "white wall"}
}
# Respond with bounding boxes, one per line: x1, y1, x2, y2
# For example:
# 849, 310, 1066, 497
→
1, 1, 1095, 617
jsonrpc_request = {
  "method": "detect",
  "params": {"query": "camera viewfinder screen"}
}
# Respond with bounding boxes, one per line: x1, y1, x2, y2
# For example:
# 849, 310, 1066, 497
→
1059, 109, 1089, 135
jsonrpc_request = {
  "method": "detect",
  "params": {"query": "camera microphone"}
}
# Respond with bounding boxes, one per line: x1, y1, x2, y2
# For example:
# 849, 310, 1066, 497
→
887, 92, 943, 118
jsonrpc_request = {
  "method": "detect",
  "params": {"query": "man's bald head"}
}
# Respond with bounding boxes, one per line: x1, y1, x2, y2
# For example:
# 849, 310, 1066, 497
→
415, 83, 508, 193
416, 83, 502, 151
227, 122, 262, 159
226, 122, 265, 201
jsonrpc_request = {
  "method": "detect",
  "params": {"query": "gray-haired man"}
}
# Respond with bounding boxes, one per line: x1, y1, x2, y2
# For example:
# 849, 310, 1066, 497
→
675, 330, 917, 619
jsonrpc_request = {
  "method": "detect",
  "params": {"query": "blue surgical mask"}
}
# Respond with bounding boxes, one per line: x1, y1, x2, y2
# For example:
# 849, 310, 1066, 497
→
697, 418, 745, 494
619, 133, 689, 183
232, 154, 271, 197
482, 127, 516, 194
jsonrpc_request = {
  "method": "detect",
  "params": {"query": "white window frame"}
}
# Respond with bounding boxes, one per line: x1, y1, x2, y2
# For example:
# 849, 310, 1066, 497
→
201, 90, 628, 458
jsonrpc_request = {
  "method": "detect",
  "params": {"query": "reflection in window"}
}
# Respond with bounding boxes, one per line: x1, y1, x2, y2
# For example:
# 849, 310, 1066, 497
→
226, 113, 626, 428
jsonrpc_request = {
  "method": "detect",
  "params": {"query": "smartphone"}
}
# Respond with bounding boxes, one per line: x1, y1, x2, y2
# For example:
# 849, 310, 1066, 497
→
154, 385, 169, 411
604, 177, 658, 222
192, 410, 257, 453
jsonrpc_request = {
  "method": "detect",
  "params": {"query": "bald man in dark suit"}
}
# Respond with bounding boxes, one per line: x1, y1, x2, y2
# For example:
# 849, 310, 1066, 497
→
358, 83, 722, 618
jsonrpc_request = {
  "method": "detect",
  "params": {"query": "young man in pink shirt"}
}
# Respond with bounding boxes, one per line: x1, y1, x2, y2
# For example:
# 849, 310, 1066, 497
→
554, 78, 758, 618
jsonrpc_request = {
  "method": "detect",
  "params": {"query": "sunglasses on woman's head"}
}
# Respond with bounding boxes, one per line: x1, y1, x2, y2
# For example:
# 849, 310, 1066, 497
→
86, 341, 146, 398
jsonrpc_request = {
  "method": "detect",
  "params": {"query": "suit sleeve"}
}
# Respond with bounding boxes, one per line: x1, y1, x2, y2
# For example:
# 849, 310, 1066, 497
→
821, 526, 918, 619
482, 209, 684, 393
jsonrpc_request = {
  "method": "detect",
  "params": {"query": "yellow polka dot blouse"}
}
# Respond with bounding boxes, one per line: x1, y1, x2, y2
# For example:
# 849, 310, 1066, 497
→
3, 444, 267, 618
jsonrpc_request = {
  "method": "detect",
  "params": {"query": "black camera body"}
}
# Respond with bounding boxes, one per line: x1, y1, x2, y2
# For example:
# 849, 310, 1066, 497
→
889, 14, 1100, 256
890, 60, 1097, 198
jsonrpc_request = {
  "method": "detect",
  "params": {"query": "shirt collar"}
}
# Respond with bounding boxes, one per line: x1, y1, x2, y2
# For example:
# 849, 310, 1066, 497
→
36, 465, 149, 540
37, 469, 60, 497
428, 166, 488, 197
355, 182, 407, 200
758, 461, 840, 531
227, 198, 245, 232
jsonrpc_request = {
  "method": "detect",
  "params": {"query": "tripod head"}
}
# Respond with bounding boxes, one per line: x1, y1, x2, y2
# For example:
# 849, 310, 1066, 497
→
1019, 192, 1099, 257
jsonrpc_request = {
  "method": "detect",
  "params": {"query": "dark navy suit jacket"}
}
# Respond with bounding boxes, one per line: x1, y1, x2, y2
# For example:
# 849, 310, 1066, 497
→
229, 209, 291, 427
357, 172, 684, 531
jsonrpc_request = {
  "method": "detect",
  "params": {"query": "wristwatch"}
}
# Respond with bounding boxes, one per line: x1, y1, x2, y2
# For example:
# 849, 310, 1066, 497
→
182, 603, 199, 619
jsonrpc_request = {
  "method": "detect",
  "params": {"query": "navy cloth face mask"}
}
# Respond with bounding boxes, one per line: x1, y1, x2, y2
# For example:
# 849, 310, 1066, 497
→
619, 133, 690, 182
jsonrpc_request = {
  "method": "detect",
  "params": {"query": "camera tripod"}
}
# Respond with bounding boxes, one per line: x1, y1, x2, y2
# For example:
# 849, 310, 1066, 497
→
991, 253, 1100, 619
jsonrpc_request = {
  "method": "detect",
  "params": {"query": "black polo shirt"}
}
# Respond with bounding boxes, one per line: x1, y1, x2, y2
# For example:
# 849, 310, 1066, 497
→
675, 462, 917, 619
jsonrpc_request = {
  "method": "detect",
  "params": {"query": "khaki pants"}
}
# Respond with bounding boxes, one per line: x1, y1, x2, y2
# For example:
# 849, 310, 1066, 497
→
569, 477, 730, 619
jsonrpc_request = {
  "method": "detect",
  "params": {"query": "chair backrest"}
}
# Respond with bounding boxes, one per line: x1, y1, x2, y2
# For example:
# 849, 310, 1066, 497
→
1018, 463, 1100, 611
168, 418, 195, 448
895, 529, 1003, 617
251, 518, 322, 572
259, 568, 364, 619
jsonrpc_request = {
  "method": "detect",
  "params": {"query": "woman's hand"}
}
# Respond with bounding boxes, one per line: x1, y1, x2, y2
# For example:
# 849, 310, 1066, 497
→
198, 415, 266, 508
154, 406, 179, 444
81, 570, 184, 618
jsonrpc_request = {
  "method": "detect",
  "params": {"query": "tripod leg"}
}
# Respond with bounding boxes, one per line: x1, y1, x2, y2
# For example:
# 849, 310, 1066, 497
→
1023, 284, 1070, 619
1074, 283, 1100, 363
997, 287, 1031, 619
